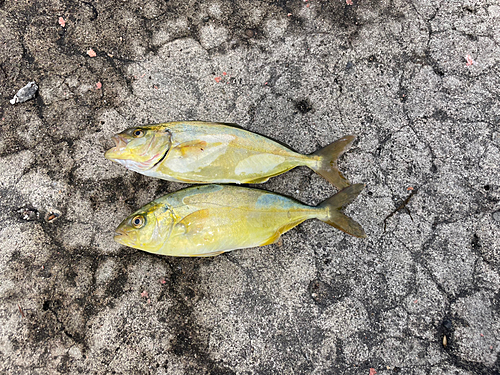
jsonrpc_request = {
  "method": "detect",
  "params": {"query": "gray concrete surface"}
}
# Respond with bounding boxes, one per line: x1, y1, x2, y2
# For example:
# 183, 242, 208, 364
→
1, 0, 499, 374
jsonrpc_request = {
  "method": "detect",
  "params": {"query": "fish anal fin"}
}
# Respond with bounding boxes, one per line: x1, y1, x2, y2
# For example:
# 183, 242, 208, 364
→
260, 219, 306, 246
260, 231, 281, 246
243, 166, 295, 184
245, 176, 270, 184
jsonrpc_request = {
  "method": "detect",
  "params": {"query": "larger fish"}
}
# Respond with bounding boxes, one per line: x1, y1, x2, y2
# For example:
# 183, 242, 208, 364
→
114, 184, 366, 257
105, 121, 355, 190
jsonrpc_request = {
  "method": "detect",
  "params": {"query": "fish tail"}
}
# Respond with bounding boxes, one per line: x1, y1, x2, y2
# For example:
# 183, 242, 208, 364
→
317, 183, 366, 238
310, 135, 356, 190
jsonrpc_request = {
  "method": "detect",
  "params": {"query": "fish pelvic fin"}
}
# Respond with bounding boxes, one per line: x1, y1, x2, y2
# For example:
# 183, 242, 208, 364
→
191, 251, 225, 257
317, 183, 367, 238
310, 135, 356, 190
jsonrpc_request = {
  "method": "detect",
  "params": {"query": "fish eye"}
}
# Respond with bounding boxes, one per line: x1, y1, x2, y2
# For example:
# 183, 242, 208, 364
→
132, 215, 145, 228
133, 129, 144, 138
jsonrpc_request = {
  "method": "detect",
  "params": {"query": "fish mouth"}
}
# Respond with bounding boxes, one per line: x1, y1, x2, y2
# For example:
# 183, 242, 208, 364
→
105, 135, 127, 160
113, 228, 130, 245
112, 135, 127, 148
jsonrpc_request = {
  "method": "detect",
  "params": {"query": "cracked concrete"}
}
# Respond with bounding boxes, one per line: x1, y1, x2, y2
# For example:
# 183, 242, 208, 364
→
1, 0, 499, 374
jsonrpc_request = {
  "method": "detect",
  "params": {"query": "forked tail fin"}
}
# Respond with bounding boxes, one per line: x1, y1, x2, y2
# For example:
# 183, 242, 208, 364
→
317, 183, 366, 238
311, 135, 356, 190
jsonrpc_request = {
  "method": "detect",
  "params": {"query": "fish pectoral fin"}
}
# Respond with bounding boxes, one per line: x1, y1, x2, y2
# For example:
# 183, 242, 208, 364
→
260, 219, 306, 246
177, 209, 210, 235
191, 251, 225, 257
175, 140, 208, 156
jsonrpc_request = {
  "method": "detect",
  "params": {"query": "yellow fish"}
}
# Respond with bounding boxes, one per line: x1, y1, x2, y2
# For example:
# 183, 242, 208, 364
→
114, 184, 366, 257
105, 121, 356, 190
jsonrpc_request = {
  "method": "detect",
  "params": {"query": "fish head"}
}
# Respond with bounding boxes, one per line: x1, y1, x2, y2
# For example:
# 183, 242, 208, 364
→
105, 126, 172, 172
114, 202, 175, 253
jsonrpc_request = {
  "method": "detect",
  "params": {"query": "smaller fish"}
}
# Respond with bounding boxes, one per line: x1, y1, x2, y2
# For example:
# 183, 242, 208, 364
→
114, 184, 366, 257
105, 121, 356, 190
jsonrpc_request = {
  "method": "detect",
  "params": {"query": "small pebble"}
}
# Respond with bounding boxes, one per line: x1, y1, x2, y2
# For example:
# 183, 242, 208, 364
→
245, 29, 255, 38
442, 319, 452, 331
493, 211, 500, 222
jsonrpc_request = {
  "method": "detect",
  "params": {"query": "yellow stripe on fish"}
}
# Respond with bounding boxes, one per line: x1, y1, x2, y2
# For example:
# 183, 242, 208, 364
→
105, 121, 355, 190
114, 184, 366, 257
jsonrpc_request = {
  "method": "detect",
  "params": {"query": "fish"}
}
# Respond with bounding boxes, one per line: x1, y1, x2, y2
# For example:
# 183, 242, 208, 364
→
114, 184, 366, 257
105, 121, 356, 190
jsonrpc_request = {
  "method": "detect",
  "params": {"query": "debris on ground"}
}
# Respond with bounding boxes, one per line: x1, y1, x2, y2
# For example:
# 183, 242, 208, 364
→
465, 54, 475, 66
10, 82, 38, 104
44, 209, 62, 223
17, 207, 39, 221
